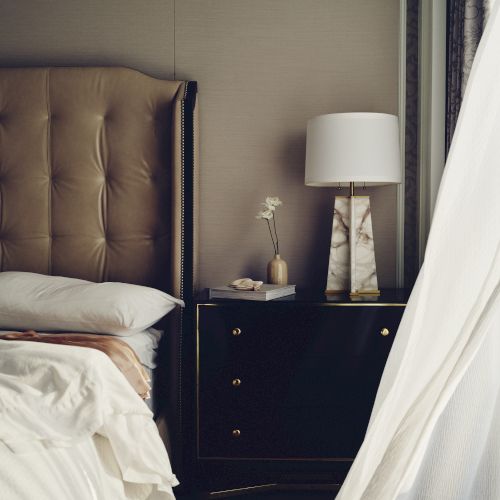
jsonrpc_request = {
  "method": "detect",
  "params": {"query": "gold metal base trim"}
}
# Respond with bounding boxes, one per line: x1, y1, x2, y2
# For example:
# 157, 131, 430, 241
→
349, 289, 381, 297
325, 289, 347, 295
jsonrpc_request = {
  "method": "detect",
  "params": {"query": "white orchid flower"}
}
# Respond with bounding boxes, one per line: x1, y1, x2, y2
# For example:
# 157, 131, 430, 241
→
256, 196, 283, 255
265, 196, 283, 208
255, 209, 274, 220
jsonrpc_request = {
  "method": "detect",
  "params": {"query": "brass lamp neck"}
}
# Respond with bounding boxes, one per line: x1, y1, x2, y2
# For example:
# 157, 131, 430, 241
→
350, 181, 355, 197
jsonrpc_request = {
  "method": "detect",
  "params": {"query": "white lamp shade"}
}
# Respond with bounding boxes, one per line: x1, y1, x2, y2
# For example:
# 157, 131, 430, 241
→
305, 112, 402, 186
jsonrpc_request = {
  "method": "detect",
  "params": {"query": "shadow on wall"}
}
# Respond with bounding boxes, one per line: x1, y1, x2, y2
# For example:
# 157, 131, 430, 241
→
302, 196, 335, 291
282, 131, 307, 184
242, 256, 266, 282
281, 131, 334, 291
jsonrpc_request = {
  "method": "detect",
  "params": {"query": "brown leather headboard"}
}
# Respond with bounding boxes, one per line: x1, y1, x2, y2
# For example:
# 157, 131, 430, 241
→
0, 66, 198, 479
0, 67, 198, 298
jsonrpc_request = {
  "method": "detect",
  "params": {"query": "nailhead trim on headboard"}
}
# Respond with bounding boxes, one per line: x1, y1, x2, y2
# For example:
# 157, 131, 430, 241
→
177, 79, 197, 480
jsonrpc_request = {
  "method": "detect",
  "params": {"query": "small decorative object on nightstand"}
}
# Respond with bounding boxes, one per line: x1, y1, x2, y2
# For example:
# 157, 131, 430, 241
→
255, 196, 288, 285
305, 113, 401, 297
267, 254, 287, 285
209, 282, 295, 301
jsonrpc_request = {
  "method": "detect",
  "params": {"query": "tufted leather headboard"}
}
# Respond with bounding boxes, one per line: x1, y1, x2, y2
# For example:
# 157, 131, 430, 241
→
0, 67, 198, 479
0, 67, 198, 299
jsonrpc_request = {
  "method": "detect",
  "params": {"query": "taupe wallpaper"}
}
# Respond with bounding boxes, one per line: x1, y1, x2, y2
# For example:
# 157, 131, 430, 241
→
0, 0, 400, 291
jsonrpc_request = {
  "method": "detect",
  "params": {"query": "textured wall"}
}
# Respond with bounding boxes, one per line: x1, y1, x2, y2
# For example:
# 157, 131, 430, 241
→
0, 0, 400, 291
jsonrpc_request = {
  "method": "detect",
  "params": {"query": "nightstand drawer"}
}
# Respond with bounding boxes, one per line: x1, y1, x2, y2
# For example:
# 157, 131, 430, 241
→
198, 304, 401, 361
199, 404, 372, 459
197, 302, 404, 459
197, 304, 274, 369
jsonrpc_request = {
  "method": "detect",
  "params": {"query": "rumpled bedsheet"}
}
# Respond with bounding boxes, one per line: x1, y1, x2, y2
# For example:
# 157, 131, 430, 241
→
0, 330, 151, 399
0, 340, 178, 499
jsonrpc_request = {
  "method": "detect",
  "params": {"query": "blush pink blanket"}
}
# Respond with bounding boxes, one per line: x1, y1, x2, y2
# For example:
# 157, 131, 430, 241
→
0, 331, 151, 399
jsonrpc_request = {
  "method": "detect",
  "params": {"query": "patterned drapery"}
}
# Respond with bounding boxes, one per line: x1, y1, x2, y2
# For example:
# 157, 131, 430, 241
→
404, 0, 419, 288
446, 0, 490, 152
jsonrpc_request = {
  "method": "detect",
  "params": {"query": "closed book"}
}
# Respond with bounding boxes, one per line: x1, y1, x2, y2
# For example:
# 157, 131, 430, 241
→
209, 284, 296, 301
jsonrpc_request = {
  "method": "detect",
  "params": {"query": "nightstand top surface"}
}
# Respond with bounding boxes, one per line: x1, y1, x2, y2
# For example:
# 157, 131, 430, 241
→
195, 288, 409, 305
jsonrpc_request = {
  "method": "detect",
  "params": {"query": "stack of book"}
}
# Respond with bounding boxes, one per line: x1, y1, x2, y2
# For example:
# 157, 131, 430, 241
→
209, 284, 296, 301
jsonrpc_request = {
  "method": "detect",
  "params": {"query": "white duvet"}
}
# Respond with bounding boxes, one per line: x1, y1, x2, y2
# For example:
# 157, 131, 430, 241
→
0, 340, 178, 500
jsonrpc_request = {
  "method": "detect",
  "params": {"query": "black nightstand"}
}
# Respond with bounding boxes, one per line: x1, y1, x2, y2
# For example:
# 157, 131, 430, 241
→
192, 289, 408, 497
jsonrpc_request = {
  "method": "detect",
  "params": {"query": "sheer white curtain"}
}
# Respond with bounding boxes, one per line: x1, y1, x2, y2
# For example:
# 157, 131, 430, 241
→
337, 1, 500, 498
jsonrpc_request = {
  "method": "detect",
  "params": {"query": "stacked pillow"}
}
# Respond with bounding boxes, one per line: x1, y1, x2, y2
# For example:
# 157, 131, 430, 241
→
0, 272, 184, 336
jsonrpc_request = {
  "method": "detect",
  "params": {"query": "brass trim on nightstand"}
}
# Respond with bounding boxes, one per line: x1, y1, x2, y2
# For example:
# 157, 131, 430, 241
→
208, 483, 278, 497
197, 302, 406, 308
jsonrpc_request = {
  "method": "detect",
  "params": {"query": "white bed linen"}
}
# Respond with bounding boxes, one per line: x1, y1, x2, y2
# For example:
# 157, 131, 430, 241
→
120, 328, 162, 369
143, 365, 155, 411
0, 328, 162, 369
120, 329, 160, 411
0, 339, 178, 500
0, 328, 161, 410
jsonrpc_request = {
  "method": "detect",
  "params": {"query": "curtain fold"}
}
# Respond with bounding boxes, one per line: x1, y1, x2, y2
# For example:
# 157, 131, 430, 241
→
337, 1, 500, 497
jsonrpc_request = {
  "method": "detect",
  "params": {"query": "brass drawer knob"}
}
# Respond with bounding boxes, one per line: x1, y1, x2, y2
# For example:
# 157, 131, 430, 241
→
232, 378, 241, 387
232, 327, 242, 336
232, 429, 241, 438
380, 327, 390, 337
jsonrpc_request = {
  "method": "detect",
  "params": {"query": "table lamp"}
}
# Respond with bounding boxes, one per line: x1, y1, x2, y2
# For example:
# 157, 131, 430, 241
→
305, 113, 401, 296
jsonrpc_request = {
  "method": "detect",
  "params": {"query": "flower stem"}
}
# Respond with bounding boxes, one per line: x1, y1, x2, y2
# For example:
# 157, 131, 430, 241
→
272, 213, 280, 255
266, 219, 277, 254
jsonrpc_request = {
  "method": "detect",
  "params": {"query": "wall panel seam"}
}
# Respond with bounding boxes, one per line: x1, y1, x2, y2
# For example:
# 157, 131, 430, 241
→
397, 0, 407, 289
46, 68, 52, 273
173, 0, 176, 80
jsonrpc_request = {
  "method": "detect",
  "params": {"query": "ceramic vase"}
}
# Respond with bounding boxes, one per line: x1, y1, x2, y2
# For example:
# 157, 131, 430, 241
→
267, 254, 288, 285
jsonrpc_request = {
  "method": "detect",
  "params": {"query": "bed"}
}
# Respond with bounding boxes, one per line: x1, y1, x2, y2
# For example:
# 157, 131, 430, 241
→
0, 67, 198, 499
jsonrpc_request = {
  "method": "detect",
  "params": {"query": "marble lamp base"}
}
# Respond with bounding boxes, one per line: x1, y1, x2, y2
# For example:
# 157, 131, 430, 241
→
326, 195, 379, 296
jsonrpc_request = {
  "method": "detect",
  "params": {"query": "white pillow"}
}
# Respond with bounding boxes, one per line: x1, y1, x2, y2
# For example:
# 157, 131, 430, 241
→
0, 272, 184, 336
120, 328, 162, 369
